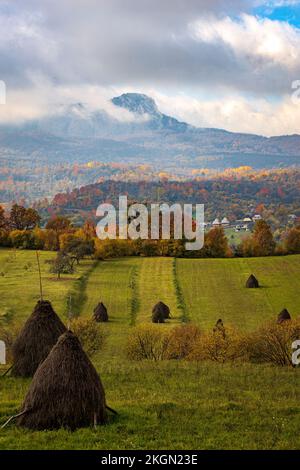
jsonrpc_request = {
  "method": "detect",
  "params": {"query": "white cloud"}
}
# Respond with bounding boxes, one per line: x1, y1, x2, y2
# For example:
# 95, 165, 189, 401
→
0, 82, 150, 124
0, 2, 300, 135
2, 82, 299, 136
149, 90, 300, 136
191, 13, 300, 68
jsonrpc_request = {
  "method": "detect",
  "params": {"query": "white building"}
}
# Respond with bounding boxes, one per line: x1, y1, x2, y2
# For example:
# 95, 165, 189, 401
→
212, 218, 221, 226
221, 217, 230, 226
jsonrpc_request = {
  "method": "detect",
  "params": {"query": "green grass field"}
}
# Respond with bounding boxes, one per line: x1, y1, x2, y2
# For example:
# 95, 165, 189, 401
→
0, 249, 300, 449
0, 249, 93, 323
177, 256, 300, 330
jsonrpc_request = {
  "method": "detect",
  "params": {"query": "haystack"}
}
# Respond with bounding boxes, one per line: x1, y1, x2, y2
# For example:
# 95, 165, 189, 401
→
18, 331, 107, 430
12, 300, 66, 377
277, 308, 291, 324
93, 302, 108, 322
152, 301, 170, 320
152, 308, 165, 324
246, 274, 259, 288
213, 318, 226, 338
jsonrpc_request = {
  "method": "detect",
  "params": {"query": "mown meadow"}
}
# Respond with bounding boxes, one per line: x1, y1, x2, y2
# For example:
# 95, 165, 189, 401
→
0, 249, 300, 449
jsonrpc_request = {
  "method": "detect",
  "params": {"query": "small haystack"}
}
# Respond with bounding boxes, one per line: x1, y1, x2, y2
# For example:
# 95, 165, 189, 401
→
12, 300, 66, 377
246, 274, 259, 288
93, 302, 108, 322
152, 308, 165, 324
277, 308, 291, 324
152, 301, 170, 320
18, 331, 107, 430
213, 318, 226, 338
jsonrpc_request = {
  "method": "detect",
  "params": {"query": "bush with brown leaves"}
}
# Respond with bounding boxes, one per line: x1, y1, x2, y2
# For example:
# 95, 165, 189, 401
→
246, 319, 300, 366
187, 326, 248, 363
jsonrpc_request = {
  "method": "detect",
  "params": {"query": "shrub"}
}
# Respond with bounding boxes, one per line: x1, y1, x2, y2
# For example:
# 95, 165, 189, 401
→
9, 230, 37, 249
70, 318, 106, 358
126, 324, 169, 361
165, 324, 201, 359
0, 229, 11, 247
247, 319, 300, 366
187, 326, 247, 363
95, 239, 137, 259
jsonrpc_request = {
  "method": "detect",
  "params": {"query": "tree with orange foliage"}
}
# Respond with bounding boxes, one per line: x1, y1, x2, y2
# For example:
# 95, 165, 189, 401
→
9, 204, 40, 230
251, 220, 275, 256
285, 226, 300, 254
46, 216, 72, 250
0, 205, 6, 230
204, 227, 231, 258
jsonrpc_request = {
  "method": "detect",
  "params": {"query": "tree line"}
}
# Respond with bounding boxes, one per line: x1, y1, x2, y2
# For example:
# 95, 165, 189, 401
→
1, 204, 300, 265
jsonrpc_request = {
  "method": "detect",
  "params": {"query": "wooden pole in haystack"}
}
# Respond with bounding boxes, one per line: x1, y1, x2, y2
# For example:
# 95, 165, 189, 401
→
36, 250, 43, 301
67, 294, 72, 330
1, 409, 29, 429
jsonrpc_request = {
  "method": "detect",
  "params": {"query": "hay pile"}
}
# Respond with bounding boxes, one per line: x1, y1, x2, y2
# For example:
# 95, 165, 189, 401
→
277, 308, 291, 324
213, 318, 226, 338
93, 302, 108, 322
18, 331, 107, 430
152, 301, 170, 324
12, 300, 66, 377
246, 274, 259, 288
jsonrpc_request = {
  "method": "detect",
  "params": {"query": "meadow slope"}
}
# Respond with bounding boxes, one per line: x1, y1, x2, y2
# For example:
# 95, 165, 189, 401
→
0, 250, 300, 449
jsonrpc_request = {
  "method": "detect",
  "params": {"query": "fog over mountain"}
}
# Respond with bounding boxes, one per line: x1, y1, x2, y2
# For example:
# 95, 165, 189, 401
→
0, 92, 300, 171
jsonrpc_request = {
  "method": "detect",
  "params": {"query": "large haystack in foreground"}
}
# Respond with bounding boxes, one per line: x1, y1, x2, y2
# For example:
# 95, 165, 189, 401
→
277, 308, 291, 324
152, 301, 170, 321
12, 300, 66, 377
246, 274, 259, 288
93, 302, 109, 322
18, 331, 107, 430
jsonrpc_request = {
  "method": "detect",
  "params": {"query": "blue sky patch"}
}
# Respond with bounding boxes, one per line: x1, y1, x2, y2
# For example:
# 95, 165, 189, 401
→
254, 3, 300, 27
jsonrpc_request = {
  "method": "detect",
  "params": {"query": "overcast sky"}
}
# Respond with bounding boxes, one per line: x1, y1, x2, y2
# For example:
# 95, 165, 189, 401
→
0, 0, 300, 135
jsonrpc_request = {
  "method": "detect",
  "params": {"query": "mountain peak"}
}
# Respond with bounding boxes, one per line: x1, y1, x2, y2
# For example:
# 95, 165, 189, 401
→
112, 93, 159, 115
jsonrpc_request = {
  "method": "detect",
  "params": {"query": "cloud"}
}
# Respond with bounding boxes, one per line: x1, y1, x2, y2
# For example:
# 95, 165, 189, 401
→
0, 82, 150, 124
1, 81, 299, 136
191, 13, 300, 68
0, 0, 299, 134
150, 90, 300, 136
0, 1, 259, 91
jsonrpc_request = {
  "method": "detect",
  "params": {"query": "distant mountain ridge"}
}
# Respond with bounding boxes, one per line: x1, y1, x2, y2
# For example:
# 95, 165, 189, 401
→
0, 92, 300, 170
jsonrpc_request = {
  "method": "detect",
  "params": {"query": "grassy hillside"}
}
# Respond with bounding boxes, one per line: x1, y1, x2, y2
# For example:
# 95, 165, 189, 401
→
81, 258, 140, 357
137, 257, 181, 324
1, 362, 300, 450
0, 250, 300, 450
177, 256, 300, 330
0, 249, 93, 323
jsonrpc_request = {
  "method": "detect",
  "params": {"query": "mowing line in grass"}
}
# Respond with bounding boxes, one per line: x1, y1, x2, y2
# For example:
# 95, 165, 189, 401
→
80, 258, 141, 359
128, 265, 140, 326
172, 258, 188, 323
66, 259, 99, 318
